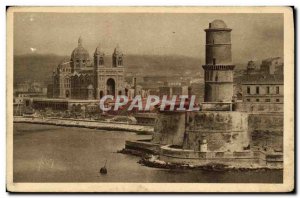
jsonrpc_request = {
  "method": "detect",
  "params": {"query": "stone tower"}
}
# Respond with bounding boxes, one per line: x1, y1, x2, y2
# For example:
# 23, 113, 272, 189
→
202, 20, 235, 102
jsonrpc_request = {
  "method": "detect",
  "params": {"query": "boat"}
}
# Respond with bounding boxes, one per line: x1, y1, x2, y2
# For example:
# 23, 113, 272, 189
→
100, 160, 107, 174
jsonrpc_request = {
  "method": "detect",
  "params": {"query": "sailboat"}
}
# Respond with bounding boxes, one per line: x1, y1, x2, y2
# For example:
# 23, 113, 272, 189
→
100, 160, 107, 174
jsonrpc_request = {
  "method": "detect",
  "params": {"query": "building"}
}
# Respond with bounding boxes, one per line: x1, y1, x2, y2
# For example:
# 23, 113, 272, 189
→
260, 57, 283, 75
233, 56, 284, 112
202, 20, 235, 102
234, 74, 284, 112
241, 74, 283, 103
48, 37, 125, 100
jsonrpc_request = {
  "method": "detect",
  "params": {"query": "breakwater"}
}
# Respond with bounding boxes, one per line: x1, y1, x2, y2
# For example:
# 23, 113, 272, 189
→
13, 116, 154, 133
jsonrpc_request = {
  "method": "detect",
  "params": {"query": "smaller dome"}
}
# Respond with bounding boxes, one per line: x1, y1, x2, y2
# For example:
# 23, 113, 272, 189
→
209, 19, 227, 29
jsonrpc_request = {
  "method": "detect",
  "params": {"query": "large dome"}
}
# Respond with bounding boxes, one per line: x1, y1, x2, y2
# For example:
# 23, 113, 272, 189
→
209, 19, 227, 29
71, 37, 90, 61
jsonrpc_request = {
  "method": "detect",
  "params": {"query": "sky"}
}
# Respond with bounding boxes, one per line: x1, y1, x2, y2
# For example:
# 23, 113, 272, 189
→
13, 12, 283, 62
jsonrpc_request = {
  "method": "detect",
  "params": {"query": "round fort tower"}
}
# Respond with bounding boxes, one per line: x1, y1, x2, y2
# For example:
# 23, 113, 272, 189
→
203, 20, 235, 102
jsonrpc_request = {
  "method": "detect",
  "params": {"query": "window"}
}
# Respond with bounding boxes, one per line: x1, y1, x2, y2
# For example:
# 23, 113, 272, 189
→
256, 86, 260, 94
256, 98, 260, 102
246, 99, 251, 102
276, 99, 280, 102
276, 86, 280, 94
247, 86, 250, 94
265, 99, 270, 102
215, 74, 218, 81
266, 86, 270, 94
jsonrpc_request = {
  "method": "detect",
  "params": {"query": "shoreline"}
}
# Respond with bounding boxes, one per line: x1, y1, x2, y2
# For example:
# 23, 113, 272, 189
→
119, 148, 283, 171
13, 116, 154, 134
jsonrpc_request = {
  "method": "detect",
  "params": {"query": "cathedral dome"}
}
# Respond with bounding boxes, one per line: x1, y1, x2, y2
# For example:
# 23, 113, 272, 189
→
71, 37, 90, 61
209, 19, 227, 29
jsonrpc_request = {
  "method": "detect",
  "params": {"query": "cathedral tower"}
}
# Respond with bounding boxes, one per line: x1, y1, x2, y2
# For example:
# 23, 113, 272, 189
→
94, 44, 125, 99
202, 20, 235, 102
94, 44, 105, 68
112, 44, 123, 67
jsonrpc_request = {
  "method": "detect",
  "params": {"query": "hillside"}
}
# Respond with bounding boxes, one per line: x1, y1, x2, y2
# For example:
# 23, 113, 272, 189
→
13, 54, 203, 85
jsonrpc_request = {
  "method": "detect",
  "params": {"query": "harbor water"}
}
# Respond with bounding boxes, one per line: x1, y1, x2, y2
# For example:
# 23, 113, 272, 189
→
13, 123, 283, 183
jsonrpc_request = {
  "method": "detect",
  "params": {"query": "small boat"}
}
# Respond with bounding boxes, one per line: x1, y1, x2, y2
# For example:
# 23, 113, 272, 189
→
100, 160, 107, 174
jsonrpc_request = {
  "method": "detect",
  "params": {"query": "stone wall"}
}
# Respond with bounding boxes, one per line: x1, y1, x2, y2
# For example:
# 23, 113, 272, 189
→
152, 112, 186, 145
159, 145, 268, 167
186, 112, 249, 152
151, 111, 249, 153
125, 140, 160, 154
248, 113, 283, 151
234, 102, 283, 112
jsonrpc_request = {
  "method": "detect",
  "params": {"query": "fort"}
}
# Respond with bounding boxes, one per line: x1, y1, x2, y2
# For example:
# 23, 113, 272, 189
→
123, 19, 283, 169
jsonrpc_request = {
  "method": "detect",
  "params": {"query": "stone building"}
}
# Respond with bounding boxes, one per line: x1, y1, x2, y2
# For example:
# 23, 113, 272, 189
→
241, 74, 283, 103
234, 56, 284, 112
49, 37, 125, 100
261, 57, 283, 75
202, 20, 235, 102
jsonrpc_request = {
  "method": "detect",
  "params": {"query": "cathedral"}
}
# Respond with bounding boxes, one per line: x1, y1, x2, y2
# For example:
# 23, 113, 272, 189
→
48, 37, 125, 100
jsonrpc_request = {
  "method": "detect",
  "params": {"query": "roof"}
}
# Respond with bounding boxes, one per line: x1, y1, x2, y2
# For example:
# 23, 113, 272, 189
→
240, 74, 284, 85
262, 57, 282, 63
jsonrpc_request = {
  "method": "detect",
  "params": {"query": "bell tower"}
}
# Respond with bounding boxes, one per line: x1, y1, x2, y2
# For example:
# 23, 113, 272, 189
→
112, 44, 123, 67
94, 44, 105, 68
202, 20, 235, 102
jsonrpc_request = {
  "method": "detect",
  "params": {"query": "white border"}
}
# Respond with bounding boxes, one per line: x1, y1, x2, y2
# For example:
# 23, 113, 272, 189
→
2, 4, 296, 196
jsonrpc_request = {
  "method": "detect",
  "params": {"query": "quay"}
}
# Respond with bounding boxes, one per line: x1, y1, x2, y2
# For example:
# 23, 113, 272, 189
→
13, 116, 154, 134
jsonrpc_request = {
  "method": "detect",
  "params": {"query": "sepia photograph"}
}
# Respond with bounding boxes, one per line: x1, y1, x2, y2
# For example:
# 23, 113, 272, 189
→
6, 6, 294, 192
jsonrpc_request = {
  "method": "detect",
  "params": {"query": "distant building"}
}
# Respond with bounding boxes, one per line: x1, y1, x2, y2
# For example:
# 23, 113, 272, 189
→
246, 60, 260, 75
158, 81, 189, 98
260, 57, 283, 75
14, 81, 47, 97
